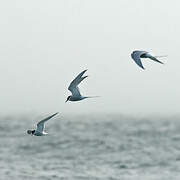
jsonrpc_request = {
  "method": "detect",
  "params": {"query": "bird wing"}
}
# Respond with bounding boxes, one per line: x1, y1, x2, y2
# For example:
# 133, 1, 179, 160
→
148, 55, 164, 64
68, 70, 88, 97
131, 51, 147, 69
36, 112, 58, 132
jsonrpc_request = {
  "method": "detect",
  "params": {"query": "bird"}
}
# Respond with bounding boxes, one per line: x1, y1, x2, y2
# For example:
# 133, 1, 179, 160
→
66, 69, 99, 102
131, 50, 166, 69
27, 112, 58, 136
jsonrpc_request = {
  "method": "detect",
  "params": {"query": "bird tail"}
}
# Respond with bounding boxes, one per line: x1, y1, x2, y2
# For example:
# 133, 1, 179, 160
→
154, 55, 168, 58
85, 96, 101, 98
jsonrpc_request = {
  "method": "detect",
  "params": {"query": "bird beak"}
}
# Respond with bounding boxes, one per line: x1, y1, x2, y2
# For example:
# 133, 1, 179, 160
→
65, 99, 68, 103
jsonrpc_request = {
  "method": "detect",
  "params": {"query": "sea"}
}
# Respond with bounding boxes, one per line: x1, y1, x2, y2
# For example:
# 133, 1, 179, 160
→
1, 114, 180, 180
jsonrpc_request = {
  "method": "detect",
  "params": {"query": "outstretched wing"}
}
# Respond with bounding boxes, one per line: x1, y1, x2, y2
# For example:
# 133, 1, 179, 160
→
36, 112, 58, 132
131, 51, 147, 69
148, 55, 164, 64
68, 70, 88, 97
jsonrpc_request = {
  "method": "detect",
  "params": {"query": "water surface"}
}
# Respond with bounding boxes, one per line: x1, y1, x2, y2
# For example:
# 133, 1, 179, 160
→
1, 114, 180, 180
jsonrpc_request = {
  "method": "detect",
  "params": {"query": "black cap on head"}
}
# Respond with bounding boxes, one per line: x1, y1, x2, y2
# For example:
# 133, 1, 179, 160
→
27, 130, 32, 134
65, 96, 71, 103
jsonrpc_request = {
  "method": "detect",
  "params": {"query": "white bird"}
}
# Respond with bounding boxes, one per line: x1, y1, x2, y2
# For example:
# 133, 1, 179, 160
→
27, 112, 58, 136
66, 69, 99, 102
131, 50, 166, 69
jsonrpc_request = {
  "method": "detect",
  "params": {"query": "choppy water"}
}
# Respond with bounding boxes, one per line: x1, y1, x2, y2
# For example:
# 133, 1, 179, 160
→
1, 114, 180, 180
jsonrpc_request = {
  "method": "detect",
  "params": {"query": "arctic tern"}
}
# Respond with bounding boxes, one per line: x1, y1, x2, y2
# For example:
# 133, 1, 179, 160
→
66, 70, 99, 102
131, 50, 166, 69
27, 112, 58, 136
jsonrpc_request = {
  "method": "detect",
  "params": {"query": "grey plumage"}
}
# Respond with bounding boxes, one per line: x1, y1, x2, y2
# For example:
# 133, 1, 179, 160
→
27, 112, 59, 136
131, 50, 165, 69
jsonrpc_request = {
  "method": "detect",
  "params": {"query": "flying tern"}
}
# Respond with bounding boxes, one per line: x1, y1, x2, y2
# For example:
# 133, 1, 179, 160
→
27, 112, 58, 136
131, 50, 166, 69
66, 69, 99, 102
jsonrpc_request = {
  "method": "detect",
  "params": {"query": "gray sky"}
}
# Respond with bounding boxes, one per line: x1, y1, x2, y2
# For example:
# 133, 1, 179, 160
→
0, 0, 179, 116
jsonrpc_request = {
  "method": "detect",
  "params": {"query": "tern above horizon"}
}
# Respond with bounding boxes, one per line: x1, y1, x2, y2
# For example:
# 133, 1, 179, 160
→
66, 69, 99, 102
131, 50, 166, 69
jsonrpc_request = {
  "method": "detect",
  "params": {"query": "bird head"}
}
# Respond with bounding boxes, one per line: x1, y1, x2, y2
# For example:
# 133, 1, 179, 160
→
27, 130, 35, 135
65, 96, 71, 103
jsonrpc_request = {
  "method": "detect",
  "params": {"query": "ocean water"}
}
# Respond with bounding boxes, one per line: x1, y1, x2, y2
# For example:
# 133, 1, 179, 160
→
1, 114, 180, 180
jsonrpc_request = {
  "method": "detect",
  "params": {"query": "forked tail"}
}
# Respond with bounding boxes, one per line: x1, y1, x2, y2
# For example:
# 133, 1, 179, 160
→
154, 55, 168, 58
85, 96, 101, 98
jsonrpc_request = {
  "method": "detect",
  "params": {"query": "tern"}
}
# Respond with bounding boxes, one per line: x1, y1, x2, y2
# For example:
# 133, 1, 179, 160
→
66, 69, 99, 102
27, 112, 58, 136
131, 50, 166, 69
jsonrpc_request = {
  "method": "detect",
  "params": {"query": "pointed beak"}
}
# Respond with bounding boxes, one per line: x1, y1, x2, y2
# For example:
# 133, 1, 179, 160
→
65, 99, 68, 103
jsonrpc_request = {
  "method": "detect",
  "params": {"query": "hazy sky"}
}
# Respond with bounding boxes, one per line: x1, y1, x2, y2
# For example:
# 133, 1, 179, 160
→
0, 0, 179, 116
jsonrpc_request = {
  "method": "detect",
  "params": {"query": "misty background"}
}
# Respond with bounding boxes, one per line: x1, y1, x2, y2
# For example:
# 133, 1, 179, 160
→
0, 0, 179, 116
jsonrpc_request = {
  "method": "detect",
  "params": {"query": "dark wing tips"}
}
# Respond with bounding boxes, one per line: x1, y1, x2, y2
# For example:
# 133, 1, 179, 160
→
46, 112, 59, 120
138, 63, 145, 70
73, 69, 88, 82
141, 66, 145, 70
51, 112, 59, 117
54, 112, 59, 116
79, 69, 88, 77
75, 70, 88, 83
155, 59, 164, 64
80, 75, 88, 83
150, 56, 164, 64
83, 75, 88, 79
158, 61, 164, 64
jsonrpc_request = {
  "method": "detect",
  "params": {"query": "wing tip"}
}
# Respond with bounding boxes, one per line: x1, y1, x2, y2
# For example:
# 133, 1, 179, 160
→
50, 112, 59, 118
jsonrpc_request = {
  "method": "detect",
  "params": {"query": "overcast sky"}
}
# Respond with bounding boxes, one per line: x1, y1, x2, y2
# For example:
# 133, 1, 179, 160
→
0, 0, 179, 116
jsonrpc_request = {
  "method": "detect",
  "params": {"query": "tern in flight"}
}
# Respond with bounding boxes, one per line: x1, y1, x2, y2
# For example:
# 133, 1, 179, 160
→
131, 50, 166, 69
27, 112, 58, 136
66, 69, 99, 102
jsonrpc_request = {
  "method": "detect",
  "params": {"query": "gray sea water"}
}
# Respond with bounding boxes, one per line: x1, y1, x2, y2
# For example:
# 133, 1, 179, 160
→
1, 114, 180, 180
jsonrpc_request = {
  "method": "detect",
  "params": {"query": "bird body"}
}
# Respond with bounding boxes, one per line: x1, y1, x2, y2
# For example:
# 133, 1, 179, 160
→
33, 130, 48, 136
68, 96, 88, 101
